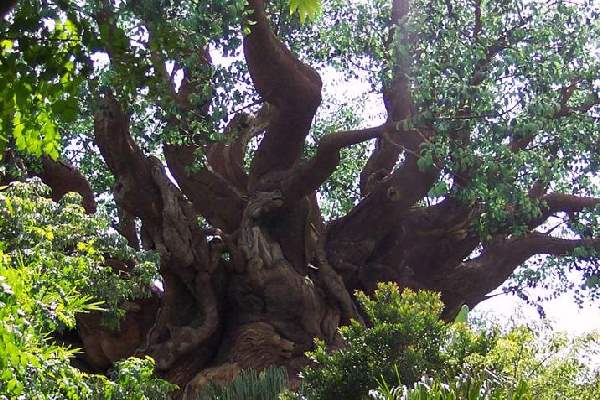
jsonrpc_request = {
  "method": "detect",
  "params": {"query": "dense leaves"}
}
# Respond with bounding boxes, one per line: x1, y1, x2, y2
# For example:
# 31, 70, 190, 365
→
0, 180, 173, 399
0, 3, 85, 159
300, 284, 453, 400
0, 180, 158, 327
300, 283, 600, 400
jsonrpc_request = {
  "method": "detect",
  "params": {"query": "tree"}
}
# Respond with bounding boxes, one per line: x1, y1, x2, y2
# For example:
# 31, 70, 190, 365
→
1, 0, 600, 396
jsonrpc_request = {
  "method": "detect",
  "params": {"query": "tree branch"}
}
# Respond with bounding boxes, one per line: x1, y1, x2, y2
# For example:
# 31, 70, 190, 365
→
473, 0, 482, 39
243, 0, 322, 188
36, 157, 97, 214
206, 105, 271, 192
528, 192, 600, 229
328, 127, 438, 253
438, 233, 600, 312
281, 124, 385, 202
94, 93, 162, 223
163, 144, 245, 233
360, 0, 414, 195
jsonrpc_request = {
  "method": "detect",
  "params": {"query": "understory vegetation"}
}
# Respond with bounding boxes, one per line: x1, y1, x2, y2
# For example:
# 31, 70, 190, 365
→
0, 181, 175, 399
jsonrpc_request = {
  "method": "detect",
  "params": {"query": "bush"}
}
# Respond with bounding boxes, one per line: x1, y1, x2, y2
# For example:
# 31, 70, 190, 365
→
300, 283, 447, 400
198, 367, 288, 400
0, 181, 175, 399
298, 282, 600, 400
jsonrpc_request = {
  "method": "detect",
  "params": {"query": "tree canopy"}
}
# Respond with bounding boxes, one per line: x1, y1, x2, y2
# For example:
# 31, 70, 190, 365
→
1, 0, 600, 396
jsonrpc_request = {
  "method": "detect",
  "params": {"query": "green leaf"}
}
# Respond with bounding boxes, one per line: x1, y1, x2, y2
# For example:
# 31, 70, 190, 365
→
289, 0, 322, 24
453, 305, 469, 324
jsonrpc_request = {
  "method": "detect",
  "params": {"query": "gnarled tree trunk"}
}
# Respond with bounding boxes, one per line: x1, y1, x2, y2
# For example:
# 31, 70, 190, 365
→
33, 0, 600, 396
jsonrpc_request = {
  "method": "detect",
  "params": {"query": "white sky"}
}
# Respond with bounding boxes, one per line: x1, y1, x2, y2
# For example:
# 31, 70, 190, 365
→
475, 290, 600, 336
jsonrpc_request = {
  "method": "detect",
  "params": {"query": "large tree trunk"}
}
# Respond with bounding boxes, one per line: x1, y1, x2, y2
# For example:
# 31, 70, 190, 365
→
32, 0, 600, 396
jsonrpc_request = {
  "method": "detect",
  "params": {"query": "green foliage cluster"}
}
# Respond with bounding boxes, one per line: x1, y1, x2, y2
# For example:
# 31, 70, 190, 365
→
373, 322, 600, 400
300, 285, 447, 399
0, 0, 321, 161
198, 366, 289, 400
0, 180, 175, 399
289, 0, 322, 24
296, 283, 600, 400
295, 0, 600, 235
0, 180, 158, 327
0, 2, 88, 159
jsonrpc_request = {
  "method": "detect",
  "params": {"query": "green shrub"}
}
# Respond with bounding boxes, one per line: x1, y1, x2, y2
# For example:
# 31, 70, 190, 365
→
198, 366, 288, 400
0, 181, 175, 399
298, 282, 600, 400
300, 283, 446, 400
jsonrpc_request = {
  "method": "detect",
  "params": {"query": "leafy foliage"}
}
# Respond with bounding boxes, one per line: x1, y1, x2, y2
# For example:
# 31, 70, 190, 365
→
198, 366, 289, 400
298, 283, 600, 400
0, 2, 88, 159
373, 324, 600, 400
0, 180, 174, 399
289, 0, 322, 23
300, 284, 447, 400
0, 180, 158, 327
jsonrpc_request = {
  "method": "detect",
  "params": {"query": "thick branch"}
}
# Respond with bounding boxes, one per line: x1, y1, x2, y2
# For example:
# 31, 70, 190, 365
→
438, 233, 600, 312
385, 0, 413, 120
243, 0, 321, 112
281, 125, 385, 202
360, 0, 413, 195
244, 0, 322, 188
206, 105, 271, 192
528, 192, 600, 229
473, 0, 482, 39
94, 93, 162, 223
36, 157, 96, 214
328, 128, 438, 252
164, 144, 245, 233
542, 192, 600, 215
